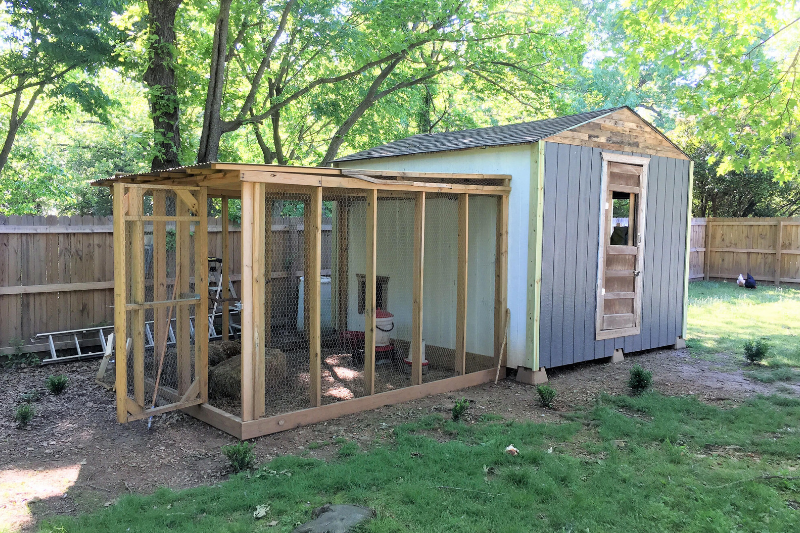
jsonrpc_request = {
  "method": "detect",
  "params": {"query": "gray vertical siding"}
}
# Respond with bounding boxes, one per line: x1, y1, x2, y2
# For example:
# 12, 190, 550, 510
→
538, 143, 690, 369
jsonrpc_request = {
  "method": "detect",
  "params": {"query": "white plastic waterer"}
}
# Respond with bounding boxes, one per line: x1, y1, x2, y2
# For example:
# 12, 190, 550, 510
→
375, 310, 394, 347
403, 340, 429, 374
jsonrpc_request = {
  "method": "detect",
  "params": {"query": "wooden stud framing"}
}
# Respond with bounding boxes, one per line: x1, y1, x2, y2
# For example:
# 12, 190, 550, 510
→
112, 183, 128, 423
412, 191, 425, 385
251, 183, 266, 418
101, 165, 513, 432
496, 193, 510, 369
455, 194, 469, 375
308, 187, 323, 407
176, 192, 192, 395
152, 191, 168, 371
525, 142, 545, 370
221, 197, 230, 341
364, 188, 378, 395
240, 182, 255, 421
194, 187, 209, 403
129, 187, 145, 407
682, 161, 694, 338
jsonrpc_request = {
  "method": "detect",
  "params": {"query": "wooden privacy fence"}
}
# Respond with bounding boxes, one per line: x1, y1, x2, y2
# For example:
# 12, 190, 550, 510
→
689, 217, 800, 284
0, 214, 332, 354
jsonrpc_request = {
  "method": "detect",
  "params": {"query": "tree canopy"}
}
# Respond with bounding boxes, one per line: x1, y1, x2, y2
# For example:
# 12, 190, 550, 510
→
0, 0, 798, 215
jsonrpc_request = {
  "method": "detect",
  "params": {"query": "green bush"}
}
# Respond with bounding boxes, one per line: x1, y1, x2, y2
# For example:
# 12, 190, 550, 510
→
19, 389, 42, 403
452, 398, 470, 422
46, 375, 69, 395
628, 365, 652, 395
744, 339, 770, 364
536, 385, 557, 408
15, 403, 35, 427
222, 442, 255, 473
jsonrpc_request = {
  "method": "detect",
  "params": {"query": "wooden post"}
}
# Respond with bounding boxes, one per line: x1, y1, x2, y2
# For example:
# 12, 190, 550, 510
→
412, 191, 425, 386
496, 193, 510, 370
682, 161, 694, 338
194, 188, 209, 403
221, 197, 230, 341
112, 183, 128, 423
308, 187, 323, 407
336, 200, 349, 333
153, 191, 168, 367
364, 189, 378, 395
252, 184, 266, 418
703, 218, 712, 281
525, 141, 545, 371
240, 182, 255, 422
455, 194, 469, 376
176, 192, 192, 395
775, 219, 784, 286
129, 187, 145, 407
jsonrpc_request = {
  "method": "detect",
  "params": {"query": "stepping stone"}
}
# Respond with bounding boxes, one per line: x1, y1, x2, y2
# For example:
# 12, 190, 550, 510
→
291, 504, 375, 533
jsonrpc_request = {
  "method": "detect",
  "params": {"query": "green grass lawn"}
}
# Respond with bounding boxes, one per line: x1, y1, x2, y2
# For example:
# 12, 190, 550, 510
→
687, 281, 800, 367
39, 394, 800, 533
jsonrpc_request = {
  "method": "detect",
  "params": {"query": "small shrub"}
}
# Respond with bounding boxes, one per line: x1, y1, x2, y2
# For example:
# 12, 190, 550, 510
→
452, 398, 470, 422
743, 339, 770, 364
628, 365, 652, 395
46, 375, 69, 395
222, 442, 255, 473
19, 389, 42, 403
15, 403, 35, 427
536, 385, 557, 408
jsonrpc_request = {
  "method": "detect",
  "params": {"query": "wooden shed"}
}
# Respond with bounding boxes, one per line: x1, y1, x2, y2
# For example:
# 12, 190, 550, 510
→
94, 165, 510, 438
334, 106, 693, 382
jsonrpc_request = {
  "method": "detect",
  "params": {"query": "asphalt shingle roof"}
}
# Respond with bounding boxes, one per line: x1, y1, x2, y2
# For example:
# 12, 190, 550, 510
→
334, 107, 626, 162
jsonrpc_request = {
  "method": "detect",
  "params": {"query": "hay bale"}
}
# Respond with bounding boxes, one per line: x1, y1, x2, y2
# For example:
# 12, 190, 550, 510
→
209, 348, 287, 401
208, 340, 241, 366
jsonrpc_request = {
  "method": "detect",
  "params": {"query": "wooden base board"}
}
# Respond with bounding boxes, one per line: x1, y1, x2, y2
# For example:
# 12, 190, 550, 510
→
611, 349, 625, 363
181, 368, 500, 440
515, 366, 548, 385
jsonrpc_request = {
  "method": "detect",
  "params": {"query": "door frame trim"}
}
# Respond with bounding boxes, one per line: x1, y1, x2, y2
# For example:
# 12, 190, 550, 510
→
595, 152, 650, 340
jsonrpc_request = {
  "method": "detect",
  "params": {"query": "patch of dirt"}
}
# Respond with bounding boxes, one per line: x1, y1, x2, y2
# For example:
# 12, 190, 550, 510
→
1, 347, 797, 531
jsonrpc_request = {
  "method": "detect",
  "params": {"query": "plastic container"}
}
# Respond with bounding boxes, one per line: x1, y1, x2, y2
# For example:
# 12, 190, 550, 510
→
375, 310, 394, 346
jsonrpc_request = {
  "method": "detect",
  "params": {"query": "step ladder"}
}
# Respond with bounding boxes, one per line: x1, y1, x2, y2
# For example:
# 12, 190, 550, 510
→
207, 257, 240, 339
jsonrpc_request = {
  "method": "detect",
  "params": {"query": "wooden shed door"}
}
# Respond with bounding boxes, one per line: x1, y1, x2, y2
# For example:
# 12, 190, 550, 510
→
596, 153, 650, 340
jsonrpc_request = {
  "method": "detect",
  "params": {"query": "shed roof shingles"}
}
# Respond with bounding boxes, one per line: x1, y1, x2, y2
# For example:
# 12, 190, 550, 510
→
334, 107, 624, 162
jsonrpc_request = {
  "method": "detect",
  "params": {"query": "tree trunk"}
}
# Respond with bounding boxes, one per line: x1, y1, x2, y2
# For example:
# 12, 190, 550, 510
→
144, 0, 183, 171
0, 82, 45, 175
418, 84, 432, 134
197, 0, 233, 164
252, 122, 275, 164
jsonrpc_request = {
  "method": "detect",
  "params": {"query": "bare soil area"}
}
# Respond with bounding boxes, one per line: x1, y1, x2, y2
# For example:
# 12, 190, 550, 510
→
1, 347, 797, 532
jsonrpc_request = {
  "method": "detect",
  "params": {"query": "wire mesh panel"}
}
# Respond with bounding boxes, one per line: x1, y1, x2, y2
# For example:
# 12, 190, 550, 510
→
320, 193, 368, 404
422, 193, 460, 382
370, 194, 416, 393
261, 192, 313, 417
464, 195, 497, 374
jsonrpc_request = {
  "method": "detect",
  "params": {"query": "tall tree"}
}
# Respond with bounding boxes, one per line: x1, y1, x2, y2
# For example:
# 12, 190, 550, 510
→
600, 0, 800, 180
144, 0, 183, 170
191, 0, 586, 165
0, 0, 121, 174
